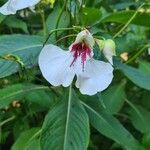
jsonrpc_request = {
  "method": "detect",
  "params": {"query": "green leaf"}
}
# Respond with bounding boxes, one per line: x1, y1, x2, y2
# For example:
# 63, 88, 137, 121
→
81, 100, 140, 150
0, 14, 5, 23
138, 60, 150, 75
11, 128, 40, 150
115, 25, 146, 54
141, 91, 150, 110
46, 7, 70, 42
0, 35, 43, 78
111, 1, 135, 10
26, 139, 41, 150
40, 90, 89, 150
101, 11, 150, 28
142, 132, 150, 149
0, 84, 49, 109
115, 62, 150, 90
79, 7, 102, 26
68, 0, 81, 18
3, 16, 28, 33
127, 105, 150, 133
46, 7, 70, 32
101, 82, 126, 114
25, 90, 57, 112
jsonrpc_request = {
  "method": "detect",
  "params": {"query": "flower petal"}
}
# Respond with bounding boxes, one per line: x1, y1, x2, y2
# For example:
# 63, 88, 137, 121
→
0, 0, 40, 15
104, 54, 113, 65
39, 44, 75, 87
10, 0, 40, 10
75, 59, 113, 95
75, 30, 95, 48
0, 1, 16, 15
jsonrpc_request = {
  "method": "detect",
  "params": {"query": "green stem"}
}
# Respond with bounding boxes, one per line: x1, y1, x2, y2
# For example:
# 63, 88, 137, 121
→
126, 44, 150, 64
43, 27, 81, 46
55, 0, 68, 39
41, 10, 48, 37
113, 3, 144, 39
0, 116, 16, 127
55, 34, 77, 44
63, 84, 72, 149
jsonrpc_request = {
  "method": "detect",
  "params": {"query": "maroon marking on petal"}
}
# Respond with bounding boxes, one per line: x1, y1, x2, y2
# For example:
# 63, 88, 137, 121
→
70, 42, 92, 71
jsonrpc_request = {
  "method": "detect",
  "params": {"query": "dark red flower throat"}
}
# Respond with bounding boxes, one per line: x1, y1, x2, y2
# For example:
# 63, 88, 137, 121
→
70, 42, 92, 71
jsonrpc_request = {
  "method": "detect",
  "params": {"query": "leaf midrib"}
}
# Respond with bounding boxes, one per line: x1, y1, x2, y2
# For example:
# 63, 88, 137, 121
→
81, 101, 136, 149
63, 86, 72, 150
1, 44, 42, 55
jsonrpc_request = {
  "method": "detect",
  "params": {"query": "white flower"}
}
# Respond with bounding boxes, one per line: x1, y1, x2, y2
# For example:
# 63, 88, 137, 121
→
96, 39, 116, 65
39, 30, 114, 95
0, 0, 40, 15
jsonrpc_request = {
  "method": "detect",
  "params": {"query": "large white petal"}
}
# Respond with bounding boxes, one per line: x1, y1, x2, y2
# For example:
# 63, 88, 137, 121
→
75, 59, 113, 95
10, 0, 40, 10
0, 1, 16, 15
0, 0, 40, 15
39, 44, 75, 87
104, 54, 113, 65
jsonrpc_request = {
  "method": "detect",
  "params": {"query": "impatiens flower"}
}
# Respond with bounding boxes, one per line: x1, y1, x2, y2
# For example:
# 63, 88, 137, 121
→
0, 0, 40, 15
39, 30, 114, 95
96, 39, 116, 65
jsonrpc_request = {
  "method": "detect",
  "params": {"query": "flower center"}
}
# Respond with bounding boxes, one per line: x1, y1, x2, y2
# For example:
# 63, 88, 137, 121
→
70, 42, 92, 71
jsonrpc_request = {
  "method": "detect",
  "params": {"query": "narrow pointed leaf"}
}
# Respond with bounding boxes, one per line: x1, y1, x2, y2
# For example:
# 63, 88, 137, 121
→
40, 91, 89, 150
101, 82, 126, 114
115, 62, 150, 90
127, 105, 150, 133
81, 100, 140, 150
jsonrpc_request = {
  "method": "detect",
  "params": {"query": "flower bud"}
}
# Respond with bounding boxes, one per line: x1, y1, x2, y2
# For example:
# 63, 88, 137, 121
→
95, 39, 105, 50
96, 39, 116, 65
